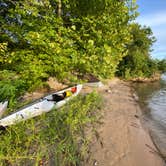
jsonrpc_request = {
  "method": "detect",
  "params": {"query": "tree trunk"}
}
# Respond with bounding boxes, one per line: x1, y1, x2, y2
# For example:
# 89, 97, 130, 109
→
58, 0, 62, 17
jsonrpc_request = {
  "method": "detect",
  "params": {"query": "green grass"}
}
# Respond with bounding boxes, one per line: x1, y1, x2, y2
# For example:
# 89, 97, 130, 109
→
0, 92, 102, 166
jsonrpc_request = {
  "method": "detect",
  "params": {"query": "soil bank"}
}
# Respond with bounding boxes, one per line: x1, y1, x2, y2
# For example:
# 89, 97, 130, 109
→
83, 78, 165, 166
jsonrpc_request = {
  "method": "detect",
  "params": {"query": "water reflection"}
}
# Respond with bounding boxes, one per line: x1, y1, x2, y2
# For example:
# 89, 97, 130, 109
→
133, 74, 166, 157
149, 88, 166, 125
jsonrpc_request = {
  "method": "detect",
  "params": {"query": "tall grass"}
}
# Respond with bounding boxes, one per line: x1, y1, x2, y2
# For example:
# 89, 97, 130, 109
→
0, 92, 102, 166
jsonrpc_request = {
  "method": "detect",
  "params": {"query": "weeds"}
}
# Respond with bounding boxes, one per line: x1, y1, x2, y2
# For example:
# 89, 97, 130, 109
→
0, 92, 102, 166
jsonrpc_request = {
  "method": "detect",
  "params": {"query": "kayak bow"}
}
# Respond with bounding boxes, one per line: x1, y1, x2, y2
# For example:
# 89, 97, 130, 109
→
0, 85, 82, 127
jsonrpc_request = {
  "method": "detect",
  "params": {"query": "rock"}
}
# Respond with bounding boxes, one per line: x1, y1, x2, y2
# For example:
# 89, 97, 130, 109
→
134, 115, 139, 118
84, 81, 104, 88
133, 93, 139, 101
93, 160, 98, 166
106, 89, 111, 93
47, 77, 66, 90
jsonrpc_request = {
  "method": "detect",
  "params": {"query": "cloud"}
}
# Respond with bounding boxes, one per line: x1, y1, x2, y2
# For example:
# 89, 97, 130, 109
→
136, 11, 166, 27
136, 11, 166, 59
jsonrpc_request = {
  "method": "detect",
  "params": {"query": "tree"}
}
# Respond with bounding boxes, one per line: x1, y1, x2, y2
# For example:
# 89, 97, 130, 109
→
158, 59, 166, 73
117, 23, 157, 78
0, 0, 136, 102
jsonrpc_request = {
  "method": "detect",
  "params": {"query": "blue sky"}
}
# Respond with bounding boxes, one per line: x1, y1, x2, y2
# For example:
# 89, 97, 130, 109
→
136, 0, 166, 59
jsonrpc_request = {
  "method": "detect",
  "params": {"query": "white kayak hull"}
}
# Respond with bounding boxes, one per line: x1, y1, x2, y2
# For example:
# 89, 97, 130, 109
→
0, 101, 8, 118
0, 85, 82, 127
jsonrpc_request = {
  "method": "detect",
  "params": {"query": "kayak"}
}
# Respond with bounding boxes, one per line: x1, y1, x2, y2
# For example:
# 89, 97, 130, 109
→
0, 85, 82, 127
0, 101, 8, 118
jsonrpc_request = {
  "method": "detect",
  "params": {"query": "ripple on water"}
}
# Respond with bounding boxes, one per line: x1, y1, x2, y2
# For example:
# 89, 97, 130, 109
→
148, 88, 166, 125
134, 74, 166, 158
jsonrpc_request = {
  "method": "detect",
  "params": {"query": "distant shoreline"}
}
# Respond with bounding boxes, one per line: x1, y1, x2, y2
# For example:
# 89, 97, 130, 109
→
129, 73, 161, 83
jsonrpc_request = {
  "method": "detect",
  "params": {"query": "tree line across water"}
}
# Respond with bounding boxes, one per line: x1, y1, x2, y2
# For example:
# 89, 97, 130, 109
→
0, 0, 166, 103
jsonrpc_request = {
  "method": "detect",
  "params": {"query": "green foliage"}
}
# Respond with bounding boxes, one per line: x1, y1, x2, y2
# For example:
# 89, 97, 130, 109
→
0, 1, 160, 164
0, 0, 159, 99
0, 0, 132, 88
158, 59, 166, 73
117, 23, 157, 78
0, 92, 102, 166
0, 70, 27, 106
65, 0, 106, 16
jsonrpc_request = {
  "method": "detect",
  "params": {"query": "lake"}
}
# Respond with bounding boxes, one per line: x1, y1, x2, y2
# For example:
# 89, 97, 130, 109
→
134, 74, 166, 159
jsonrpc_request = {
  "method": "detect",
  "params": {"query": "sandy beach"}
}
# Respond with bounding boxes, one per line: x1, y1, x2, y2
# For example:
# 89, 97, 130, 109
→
83, 79, 165, 166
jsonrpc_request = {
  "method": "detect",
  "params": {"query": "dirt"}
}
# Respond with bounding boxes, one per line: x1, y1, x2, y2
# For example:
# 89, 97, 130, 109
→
84, 78, 165, 166
22, 77, 67, 101
20, 77, 165, 166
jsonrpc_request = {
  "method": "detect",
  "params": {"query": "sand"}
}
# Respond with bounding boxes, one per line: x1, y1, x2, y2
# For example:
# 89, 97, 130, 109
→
83, 78, 165, 166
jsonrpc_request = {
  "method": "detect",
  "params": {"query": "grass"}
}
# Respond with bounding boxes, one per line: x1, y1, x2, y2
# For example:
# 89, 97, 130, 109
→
0, 92, 102, 166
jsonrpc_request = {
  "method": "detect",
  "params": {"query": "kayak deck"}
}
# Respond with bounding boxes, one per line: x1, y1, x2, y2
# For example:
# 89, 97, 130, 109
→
0, 85, 82, 127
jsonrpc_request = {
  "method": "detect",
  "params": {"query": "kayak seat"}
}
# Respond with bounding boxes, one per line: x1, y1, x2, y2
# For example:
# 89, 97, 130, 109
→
47, 92, 66, 102
0, 125, 6, 131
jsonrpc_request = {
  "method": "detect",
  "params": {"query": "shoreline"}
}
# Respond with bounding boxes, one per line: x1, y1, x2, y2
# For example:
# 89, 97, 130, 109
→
132, 79, 166, 162
129, 73, 161, 83
84, 78, 165, 166
13, 77, 165, 165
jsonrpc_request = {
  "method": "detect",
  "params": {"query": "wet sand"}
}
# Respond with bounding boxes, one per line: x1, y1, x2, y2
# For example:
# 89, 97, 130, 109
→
84, 78, 165, 166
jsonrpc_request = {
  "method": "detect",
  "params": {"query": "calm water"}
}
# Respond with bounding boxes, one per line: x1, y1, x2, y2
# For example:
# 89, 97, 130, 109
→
134, 74, 166, 158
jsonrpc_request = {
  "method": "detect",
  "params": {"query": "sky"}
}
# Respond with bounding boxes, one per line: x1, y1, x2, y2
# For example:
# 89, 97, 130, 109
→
136, 0, 166, 60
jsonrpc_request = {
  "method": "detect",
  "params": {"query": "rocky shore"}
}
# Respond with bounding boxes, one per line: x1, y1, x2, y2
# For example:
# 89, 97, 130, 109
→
130, 73, 161, 83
